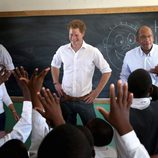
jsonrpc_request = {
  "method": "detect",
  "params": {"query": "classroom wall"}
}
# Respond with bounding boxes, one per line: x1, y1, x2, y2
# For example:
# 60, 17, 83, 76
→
0, 0, 158, 11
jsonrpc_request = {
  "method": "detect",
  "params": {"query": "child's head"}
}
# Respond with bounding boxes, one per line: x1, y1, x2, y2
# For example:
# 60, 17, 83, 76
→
38, 124, 92, 158
128, 69, 152, 98
86, 118, 113, 147
0, 139, 29, 158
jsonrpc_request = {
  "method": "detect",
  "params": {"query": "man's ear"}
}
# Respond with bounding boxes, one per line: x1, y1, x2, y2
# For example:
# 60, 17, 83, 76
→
149, 86, 153, 96
150, 85, 158, 101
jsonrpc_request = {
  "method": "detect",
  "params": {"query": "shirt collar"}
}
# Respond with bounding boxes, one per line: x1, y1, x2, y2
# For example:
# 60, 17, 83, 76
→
68, 40, 87, 49
82, 40, 87, 48
131, 97, 151, 110
139, 44, 154, 57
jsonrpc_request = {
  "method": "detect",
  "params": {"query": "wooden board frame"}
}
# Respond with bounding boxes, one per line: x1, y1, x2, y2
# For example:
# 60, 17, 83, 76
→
0, 6, 158, 17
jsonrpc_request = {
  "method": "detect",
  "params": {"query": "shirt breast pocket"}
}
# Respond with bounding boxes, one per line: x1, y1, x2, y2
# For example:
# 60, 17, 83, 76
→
82, 61, 94, 73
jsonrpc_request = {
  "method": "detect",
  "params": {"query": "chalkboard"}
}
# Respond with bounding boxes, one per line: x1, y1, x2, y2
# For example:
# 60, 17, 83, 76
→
1, 10, 158, 97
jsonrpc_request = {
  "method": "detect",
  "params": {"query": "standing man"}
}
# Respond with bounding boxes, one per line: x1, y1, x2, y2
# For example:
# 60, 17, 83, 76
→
0, 44, 19, 133
0, 44, 15, 71
51, 19, 111, 125
120, 25, 158, 100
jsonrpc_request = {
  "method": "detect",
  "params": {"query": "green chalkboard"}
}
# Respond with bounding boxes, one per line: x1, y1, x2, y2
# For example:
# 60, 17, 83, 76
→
1, 11, 158, 97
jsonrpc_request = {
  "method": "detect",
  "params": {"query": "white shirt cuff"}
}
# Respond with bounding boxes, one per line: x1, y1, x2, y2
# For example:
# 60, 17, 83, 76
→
121, 130, 141, 151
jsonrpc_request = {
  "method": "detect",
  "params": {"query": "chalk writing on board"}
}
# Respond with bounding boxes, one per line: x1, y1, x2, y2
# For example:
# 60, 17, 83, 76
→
154, 20, 158, 44
102, 20, 158, 71
1, 13, 158, 97
103, 22, 137, 71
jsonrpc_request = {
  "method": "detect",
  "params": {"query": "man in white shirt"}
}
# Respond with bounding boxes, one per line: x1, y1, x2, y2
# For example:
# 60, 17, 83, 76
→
51, 19, 111, 125
120, 25, 158, 100
0, 44, 15, 71
0, 45, 19, 132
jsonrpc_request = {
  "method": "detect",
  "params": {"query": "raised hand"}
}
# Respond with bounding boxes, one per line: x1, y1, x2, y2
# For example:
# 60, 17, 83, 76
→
37, 87, 65, 127
21, 67, 50, 110
20, 67, 50, 93
14, 66, 50, 110
13, 66, 30, 101
0, 65, 11, 85
96, 80, 133, 136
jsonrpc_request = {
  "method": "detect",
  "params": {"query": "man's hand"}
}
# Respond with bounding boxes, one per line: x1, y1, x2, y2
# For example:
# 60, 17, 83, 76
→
54, 83, 64, 97
0, 66, 11, 85
83, 89, 99, 104
96, 80, 133, 136
150, 65, 158, 75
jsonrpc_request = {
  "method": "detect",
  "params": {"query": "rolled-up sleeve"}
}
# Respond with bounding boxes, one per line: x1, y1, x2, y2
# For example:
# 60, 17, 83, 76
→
0, 101, 32, 147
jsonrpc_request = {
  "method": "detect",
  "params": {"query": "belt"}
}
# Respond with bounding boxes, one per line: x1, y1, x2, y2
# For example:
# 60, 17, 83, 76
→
61, 93, 89, 102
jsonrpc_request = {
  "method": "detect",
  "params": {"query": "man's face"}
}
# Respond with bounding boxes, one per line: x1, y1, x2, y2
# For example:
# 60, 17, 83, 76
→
137, 27, 154, 53
69, 28, 84, 46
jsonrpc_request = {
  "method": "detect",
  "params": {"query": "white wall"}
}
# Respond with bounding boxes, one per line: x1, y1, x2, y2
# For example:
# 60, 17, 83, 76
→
0, 0, 158, 11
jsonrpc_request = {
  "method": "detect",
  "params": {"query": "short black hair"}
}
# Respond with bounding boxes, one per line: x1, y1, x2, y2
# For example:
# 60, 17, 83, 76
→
86, 118, 113, 146
38, 124, 92, 158
128, 69, 152, 98
0, 139, 29, 158
136, 25, 153, 38
76, 125, 94, 148
76, 125, 95, 158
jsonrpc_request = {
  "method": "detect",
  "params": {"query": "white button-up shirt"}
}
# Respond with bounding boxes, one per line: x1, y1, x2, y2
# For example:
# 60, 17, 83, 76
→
0, 83, 13, 114
0, 101, 32, 147
51, 41, 111, 97
120, 44, 158, 86
0, 44, 15, 70
114, 130, 150, 158
29, 110, 51, 158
